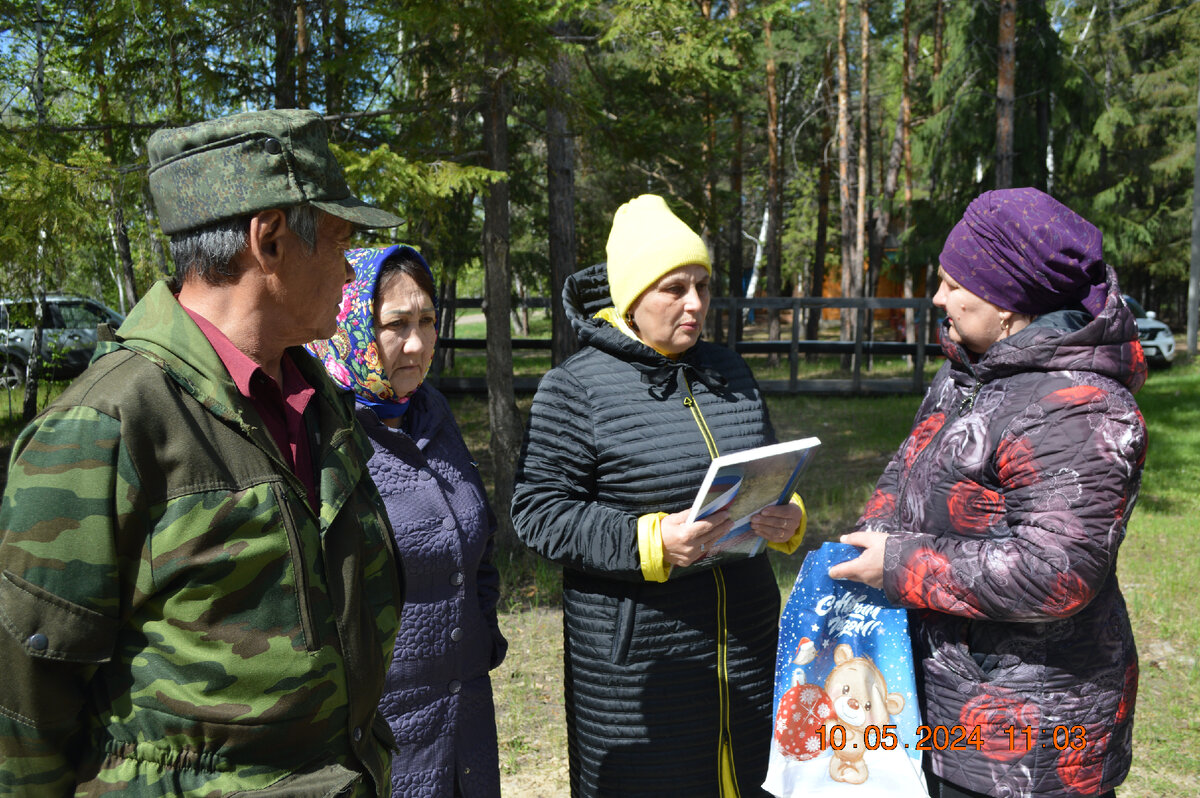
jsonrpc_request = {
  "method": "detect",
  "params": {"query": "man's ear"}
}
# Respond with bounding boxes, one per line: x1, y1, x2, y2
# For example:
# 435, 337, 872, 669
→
247, 209, 288, 275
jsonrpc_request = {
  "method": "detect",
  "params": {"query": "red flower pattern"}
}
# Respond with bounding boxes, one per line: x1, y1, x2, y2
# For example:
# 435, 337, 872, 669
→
995, 435, 1039, 489
861, 490, 897, 523
1129, 340, 1146, 377
1046, 385, 1103, 407
1056, 728, 1110, 795
904, 412, 946, 468
959, 690, 1041, 763
1115, 661, 1138, 724
895, 547, 982, 617
946, 482, 1004, 534
1041, 571, 1091, 616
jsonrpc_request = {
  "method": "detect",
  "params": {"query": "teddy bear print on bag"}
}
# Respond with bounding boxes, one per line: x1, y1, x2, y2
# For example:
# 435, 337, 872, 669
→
764, 543, 929, 798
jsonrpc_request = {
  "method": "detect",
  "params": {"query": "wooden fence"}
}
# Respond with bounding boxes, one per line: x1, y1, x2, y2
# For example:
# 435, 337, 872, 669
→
428, 296, 940, 396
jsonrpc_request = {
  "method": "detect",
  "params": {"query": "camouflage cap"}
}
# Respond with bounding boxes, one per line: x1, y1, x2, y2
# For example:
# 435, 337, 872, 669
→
147, 109, 402, 235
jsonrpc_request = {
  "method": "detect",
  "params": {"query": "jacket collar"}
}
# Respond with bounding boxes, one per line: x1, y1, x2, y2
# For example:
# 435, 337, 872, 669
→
97, 280, 357, 434
940, 264, 1146, 393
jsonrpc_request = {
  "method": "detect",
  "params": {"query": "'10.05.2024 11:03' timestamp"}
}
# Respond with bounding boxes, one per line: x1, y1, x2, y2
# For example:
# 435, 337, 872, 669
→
814, 724, 1089, 752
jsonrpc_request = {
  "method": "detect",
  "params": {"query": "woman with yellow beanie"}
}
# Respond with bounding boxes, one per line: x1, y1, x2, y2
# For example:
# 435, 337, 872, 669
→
513, 194, 806, 797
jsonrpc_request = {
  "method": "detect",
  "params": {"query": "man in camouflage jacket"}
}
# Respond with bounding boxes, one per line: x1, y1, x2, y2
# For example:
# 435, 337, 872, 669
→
0, 110, 406, 797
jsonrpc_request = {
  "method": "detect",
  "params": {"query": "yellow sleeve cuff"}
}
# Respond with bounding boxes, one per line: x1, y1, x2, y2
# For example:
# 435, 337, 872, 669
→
767, 493, 808, 555
637, 512, 672, 582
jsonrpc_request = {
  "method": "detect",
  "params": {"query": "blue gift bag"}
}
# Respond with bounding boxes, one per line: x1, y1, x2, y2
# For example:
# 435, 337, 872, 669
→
763, 543, 929, 797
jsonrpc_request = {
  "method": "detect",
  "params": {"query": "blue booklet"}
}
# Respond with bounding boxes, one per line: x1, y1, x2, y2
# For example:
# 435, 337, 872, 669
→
682, 436, 821, 564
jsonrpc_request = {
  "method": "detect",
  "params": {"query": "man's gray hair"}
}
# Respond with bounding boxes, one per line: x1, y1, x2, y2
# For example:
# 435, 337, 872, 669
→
169, 205, 324, 287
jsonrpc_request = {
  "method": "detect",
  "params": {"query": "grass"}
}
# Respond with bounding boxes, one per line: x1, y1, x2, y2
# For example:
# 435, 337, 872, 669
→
1112, 356, 1200, 797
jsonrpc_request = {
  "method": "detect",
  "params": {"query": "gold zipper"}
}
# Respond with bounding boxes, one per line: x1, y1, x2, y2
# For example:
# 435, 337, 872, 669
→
682, 387, 719, 460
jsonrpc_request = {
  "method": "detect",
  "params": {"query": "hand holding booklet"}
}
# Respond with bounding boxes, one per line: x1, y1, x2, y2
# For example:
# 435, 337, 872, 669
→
682, 437, 821, 565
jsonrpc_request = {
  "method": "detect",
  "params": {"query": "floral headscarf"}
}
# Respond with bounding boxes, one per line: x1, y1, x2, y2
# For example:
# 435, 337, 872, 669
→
305, 245, 437, 420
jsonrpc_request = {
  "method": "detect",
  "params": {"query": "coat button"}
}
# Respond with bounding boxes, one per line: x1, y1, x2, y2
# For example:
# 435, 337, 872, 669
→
419, 471, 432, 481
450, 571, 464, 586
450, 627, 463, 642
27, 633, 48, 651
448, 680, 462, 695
442, 516, 456, 531
263, 137, 283, 155
352, 726, 363, 742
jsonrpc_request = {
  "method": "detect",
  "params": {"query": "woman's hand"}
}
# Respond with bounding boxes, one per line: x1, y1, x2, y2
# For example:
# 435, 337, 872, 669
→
660, 509, 733, 567
750, 502, 804, 544
826, 531, 889, 589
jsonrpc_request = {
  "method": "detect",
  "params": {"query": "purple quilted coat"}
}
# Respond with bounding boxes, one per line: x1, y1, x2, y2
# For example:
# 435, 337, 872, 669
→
359, 384, 508, 798
857, 266, 1147, 798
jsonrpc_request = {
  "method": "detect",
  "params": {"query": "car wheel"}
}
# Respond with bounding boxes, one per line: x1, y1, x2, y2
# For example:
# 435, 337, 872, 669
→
1, 360, 24, 389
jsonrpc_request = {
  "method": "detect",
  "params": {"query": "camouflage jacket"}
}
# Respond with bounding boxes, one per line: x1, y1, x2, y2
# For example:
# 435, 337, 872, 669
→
0, 281, 404, 797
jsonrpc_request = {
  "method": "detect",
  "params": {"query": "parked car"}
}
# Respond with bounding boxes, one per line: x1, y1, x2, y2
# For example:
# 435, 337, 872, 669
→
1122, 294, 1176, 366
1, 295, 125, 388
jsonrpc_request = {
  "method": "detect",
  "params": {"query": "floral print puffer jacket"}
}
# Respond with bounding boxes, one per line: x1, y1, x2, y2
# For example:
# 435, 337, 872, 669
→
859, 266, 1147, 798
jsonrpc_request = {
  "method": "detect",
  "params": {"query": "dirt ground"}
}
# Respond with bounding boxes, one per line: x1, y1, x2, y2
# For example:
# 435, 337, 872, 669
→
495, 606, 570, 797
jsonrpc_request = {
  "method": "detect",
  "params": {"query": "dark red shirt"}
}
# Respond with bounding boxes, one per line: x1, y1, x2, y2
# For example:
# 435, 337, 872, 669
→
182, 305, 318, 510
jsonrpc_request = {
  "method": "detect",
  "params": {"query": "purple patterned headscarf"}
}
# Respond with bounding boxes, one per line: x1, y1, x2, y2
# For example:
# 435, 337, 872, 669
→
305, 245, 437, 420
939, 187, 1108, 317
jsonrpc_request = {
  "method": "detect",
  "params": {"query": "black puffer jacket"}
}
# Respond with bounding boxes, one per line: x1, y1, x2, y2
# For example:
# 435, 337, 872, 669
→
512, 264, 783, 798
859, 266, 1146, 797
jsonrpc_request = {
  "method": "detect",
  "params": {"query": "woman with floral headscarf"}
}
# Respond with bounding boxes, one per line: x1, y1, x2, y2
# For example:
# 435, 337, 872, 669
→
831, 188, 1146, 798
308, 245, 507, 798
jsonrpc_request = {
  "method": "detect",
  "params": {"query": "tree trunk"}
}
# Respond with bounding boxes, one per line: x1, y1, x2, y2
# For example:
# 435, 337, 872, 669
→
699, 0, 718, 273
928, 0, 947, 345
728, 0, 745, 344
765, 18, 783, 364
108, 200, 138, 312
902, 0, 917, 351
482, 69, 524, 554
296, 0, 309, 108
858, 0, 875, 368
142, 185, 172, 279
996, 0, 1017, 189
933, 0, 945, 80
164, 3, 184, 118
434, 276, 457, 374
273, 0, 297, 108
836, 0, 856, 353
436, 56, 469, 377
855, 0, 870, 303
729, 111, 745, 343
807, 46, 834, 348
22, 288, 46, 423
93, 36, 139, 306
546, 33, 578, 367
324, 0, 346, 114
25, 0, 45, 421
1190, 62, 1200, 356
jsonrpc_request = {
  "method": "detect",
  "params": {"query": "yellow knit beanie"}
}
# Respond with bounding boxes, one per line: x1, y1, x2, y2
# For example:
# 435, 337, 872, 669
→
605, 194, 712, 317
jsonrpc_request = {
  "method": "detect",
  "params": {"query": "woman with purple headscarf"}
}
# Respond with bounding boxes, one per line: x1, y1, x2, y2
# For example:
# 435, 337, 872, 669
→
307, 246, 507, 798
830, 188, 1146, 798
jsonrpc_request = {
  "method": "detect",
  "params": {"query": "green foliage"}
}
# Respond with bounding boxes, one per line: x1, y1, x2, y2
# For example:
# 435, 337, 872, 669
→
601, 0, 751, 90
1, 0, 1199, 320
1052, 0, 1200, 307
0, 139, 109, 297
332, 142, 502, 241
